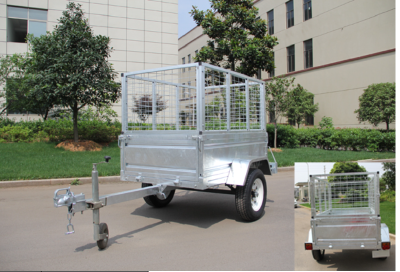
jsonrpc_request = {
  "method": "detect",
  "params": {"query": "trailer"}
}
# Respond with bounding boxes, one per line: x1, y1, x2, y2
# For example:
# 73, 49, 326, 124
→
305, 172, 390, 261
53, 63, 277, 249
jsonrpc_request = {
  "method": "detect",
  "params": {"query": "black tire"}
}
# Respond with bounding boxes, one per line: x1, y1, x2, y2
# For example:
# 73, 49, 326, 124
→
96, 223, 109, 250
312, 249, 325, 261
235, 169, 267, 221
142, 183, 175, 208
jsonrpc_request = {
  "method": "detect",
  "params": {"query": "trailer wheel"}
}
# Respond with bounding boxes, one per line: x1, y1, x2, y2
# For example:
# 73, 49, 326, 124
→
142, 183, 175, 208
97, 223, 109, 250
312, 249, 325, 261
235, 169, 267, 221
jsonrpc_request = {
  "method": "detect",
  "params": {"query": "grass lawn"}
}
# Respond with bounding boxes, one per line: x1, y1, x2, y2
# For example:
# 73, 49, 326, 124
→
380, 201, 395, 234
0, 143, 395, 181
0, 142, 121, 181
300, 202, 395, 234
268, 147, 394, 167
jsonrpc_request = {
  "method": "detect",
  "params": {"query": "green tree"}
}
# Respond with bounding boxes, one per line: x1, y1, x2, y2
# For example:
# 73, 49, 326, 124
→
132, 94, 167, 123
381, 162, 395, 191
265, 76, 295, 148
354, 82, 395, 131
27, 3, 120, 142
0, 54, 27, 115
190, 0, 278, 77
318, 116, 333, 129
329, 162, 368, 202
285, 84, 319, 128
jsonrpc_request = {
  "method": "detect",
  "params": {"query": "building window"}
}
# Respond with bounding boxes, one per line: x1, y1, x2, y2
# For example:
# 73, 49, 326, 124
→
182, 83, 186, 98
188, 54, 191, 70
269, 52, 275, 78
286, 0, 294, 28
7, 6, 47, 43
182, 57, 185, 72
304, 0, 312, 21
287, 45, 295, 72
267, 10, 274, 35
304, 39, 313, 69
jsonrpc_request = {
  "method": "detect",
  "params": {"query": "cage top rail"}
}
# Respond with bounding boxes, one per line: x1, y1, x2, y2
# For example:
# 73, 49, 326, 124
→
122, 62, 265, 85
311, 172, 378, 179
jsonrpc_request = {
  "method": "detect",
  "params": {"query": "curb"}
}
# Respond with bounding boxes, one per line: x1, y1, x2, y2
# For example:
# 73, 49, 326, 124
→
0, 165, 295, 189
0, 176, 121, 189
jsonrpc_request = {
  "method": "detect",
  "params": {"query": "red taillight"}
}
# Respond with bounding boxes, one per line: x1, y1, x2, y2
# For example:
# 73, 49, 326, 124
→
382, 242, 390, 250
305, 243, 313, 250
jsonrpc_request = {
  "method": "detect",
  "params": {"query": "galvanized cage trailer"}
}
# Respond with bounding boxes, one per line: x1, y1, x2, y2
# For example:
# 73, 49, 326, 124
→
305, 172, 390, 260
53, 63, 277, 249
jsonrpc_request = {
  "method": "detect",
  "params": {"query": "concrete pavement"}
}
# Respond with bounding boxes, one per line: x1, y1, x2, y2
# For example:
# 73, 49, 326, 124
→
0, 170, 295, 271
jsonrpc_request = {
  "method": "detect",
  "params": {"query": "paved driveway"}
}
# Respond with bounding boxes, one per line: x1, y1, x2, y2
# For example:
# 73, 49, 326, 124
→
295, 206, 396, 271
0, 170, 294, 271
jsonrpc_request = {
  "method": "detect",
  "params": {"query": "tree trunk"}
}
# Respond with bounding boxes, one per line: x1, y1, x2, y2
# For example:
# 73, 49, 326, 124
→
73, 103, 79, 143
386, 121, 389, 131
44, 108, 49, 121
274, 121, 277, 148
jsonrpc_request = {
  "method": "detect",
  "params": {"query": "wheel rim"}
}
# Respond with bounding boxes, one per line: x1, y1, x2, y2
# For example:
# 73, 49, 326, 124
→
251, 178, 264, 211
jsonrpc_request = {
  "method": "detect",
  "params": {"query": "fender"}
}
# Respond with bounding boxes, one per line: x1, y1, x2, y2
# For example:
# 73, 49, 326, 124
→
226, 156, 272, 186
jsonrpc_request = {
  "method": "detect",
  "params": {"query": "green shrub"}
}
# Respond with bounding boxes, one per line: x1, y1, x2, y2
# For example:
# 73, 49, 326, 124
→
0, 125, 35, 142
380, 190, 395, 202
296, 128, 319, 147
317, 128, 335, 149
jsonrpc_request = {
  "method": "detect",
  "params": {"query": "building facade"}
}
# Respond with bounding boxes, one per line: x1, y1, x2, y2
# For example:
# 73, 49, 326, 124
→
178, 0, 396, 129
1, 0, 179, 120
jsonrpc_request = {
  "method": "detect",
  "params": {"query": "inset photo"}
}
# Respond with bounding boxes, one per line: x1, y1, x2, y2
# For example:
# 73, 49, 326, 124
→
294, 162, 395, 271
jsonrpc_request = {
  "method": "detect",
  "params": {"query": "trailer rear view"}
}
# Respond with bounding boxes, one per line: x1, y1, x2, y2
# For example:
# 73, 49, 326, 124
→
305, 172, 390, 260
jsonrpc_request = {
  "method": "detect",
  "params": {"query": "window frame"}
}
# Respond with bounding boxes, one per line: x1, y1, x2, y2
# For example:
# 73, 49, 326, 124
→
286, 0, 294, 28
304, 39, 313, 69
7, 6, 47, 43
303, 0, 312, 21
287, 45, 295, 73
267, 9, 274, 35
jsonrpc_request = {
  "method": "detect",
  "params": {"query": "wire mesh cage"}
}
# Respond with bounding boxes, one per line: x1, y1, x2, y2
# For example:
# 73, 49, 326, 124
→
123, 63, 265, 132
311, 172, 378, 217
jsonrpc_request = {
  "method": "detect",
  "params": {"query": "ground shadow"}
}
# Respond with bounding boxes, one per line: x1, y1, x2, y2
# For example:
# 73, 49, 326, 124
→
74, 221, 164, 252
131, 190, 272, 228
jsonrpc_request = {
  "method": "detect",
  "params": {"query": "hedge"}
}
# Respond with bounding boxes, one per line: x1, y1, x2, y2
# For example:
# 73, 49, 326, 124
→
267, 124, 395, 152
0, 118, 395, 151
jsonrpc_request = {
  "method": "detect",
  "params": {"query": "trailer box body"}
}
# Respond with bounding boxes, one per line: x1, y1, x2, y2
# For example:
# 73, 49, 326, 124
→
306, 172, 390, 259
119, 63, 277, 190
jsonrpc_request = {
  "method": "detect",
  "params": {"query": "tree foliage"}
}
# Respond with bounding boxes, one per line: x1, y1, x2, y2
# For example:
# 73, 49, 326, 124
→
285, 84, 318, 128
318, 116, 333, 129
27, 2, 120, 142
0, 54, 27, 115
381, 162, 395, 191
190, 0, 278, 77
265, 77, 295, 148
330, 162, 367, 174
354, 82, 395, 131
132, 94, 167, 123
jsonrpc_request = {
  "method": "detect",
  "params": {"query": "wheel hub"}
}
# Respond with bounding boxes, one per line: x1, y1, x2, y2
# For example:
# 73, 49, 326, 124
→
251, 178, 264, 211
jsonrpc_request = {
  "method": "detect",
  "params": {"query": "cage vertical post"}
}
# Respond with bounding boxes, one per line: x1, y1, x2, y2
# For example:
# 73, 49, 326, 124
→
121, 73, 128, 133
92, 164, 100, 241
226, 72, 231, 131
245, 79, 250, 131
